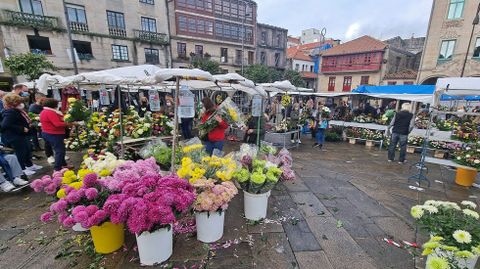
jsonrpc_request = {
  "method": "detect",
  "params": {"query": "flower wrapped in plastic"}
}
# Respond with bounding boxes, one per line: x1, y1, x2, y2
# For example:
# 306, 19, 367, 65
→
82, 152, 125, 176
198, 97, 244, 139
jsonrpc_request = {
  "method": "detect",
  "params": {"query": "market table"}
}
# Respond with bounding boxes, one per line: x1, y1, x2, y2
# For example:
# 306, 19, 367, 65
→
424, 157, 478, 186
264, 130, 301, 149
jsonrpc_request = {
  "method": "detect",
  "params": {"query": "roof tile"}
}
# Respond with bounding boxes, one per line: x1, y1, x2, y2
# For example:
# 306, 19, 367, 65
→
321, 35, 387, 56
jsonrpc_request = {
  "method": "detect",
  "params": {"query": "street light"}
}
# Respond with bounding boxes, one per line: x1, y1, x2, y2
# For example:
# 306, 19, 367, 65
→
241, 0, 251, 75
460, 3, 480, 77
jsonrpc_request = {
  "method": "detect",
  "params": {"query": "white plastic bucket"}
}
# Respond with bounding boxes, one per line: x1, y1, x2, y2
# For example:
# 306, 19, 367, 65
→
135, 225, 173, 266
72, 223, 88, 232
195, 211, 225, 243
244, 190, 271, 221
427, 250, 478, 269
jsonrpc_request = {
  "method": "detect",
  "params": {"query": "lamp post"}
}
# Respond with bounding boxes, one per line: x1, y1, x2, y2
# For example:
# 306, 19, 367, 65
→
63, 0, 78, 75
460, 3, 480, 77
241, 1, 251, 75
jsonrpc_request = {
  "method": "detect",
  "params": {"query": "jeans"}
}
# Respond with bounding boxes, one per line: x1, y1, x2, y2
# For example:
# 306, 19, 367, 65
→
0, 154, 24, 184
42, 133, 66, 171
316, 128, 325, 145
388, 133, 408, 162
30, 128, 40, 149
3, 136, 33, 170
180, 118, 193, 139
205, 140, 224, 156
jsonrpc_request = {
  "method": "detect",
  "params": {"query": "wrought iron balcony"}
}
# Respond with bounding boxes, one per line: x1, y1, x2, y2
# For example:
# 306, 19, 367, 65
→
2, 10, 60, 29
69, 21, 88, 32
133, 29, 168, 44
108, 27, 127, 37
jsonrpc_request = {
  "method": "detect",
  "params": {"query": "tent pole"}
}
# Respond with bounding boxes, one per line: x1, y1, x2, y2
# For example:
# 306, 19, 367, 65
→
256, 95, 263, 147
118, 86, 125, 159
171, 77, 180, 172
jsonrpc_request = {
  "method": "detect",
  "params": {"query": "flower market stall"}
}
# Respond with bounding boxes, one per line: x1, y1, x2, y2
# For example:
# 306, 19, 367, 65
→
261, 81, 302, 149
410, 77, 480, 187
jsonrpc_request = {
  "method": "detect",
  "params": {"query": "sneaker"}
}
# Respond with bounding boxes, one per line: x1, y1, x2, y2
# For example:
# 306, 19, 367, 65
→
290, 139, 295, 143
23, 169, 36, 176
13, 177, 29, 186
398, 161, 406, 164
26, 164, 43, 171
297, 139, 302, 144
0, 181, 15, 192
313, 143, 320, 148
47, 156, 55, 164
312, 143, 318, 148
388, 160, 393, 163
65, 156, 70, 161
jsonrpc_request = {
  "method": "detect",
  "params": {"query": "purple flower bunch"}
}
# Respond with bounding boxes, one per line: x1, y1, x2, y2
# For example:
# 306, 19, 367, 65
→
102, 157, 160, 191
31, 169, 68, 195
103, 174, 196, 234
40, 173, 111, 229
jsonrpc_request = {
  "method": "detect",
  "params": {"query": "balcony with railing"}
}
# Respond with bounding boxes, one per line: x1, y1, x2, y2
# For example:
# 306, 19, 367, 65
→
109, 27, 127, 37
1, 10, 60, 29
69, 21, 88, 32
133, 29, 168, 44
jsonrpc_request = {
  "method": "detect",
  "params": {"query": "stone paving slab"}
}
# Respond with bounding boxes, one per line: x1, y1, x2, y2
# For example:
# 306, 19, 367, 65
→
289, 192, 332, 218
294, 251, 334, 269
305, 216, 378, 269
251, 233, 298, 269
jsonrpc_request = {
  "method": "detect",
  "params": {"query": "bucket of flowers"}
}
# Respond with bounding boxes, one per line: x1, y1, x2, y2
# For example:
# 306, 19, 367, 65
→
104, 170, 196, 265
233, 144, 293, 221
411, 200, 480, 269
176, 139, 238, 243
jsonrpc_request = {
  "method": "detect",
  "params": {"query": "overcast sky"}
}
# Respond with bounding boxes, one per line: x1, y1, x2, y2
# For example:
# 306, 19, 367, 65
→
256, 0, 434, 41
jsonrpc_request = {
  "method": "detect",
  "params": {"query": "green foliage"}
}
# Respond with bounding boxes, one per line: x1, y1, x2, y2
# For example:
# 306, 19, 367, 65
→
4, 53, 56, 81
190, 55, 221, 74
243, 64, 282, 84
282, 69, 307, 88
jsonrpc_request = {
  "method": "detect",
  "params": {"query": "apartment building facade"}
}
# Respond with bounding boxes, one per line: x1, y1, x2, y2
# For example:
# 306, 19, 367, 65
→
318, 36, 418, 92
167, 0, 257, 73
256, 23, 287, 70
417, 0, 480, 84
0, 0, 171, 84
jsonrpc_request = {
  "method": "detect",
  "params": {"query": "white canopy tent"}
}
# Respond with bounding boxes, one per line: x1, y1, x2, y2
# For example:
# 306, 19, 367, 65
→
434, 77, 480, 106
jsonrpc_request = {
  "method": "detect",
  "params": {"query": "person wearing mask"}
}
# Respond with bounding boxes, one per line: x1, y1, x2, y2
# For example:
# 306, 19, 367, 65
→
200, 97, 228, 155
28, 93, 45, 151
0, 152, 29, 192
40, 98, 75, 171
28, 93, 55, 163
138, 96, 150, 117
1, 93, 41, 174
387, 103, 414, 164
164, 96, 175, 118
11, 84, 29, 97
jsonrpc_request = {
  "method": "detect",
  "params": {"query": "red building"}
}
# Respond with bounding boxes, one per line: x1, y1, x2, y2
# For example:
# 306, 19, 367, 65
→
318, 36, 418, 92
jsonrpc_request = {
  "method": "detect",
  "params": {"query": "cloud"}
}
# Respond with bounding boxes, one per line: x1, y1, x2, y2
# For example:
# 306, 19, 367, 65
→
345, 22, 362, 40
257, 0, 433, 41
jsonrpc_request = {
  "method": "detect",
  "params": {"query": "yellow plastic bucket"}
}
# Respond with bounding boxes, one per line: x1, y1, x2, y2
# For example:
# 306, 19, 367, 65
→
90, 222, 125, 254
455, 168, 478, 187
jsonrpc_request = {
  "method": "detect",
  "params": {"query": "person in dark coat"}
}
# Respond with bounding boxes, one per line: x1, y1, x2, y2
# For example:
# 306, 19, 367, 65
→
1, 93, 42, 173
387, 103, 414, 164
243, 114, 266, 144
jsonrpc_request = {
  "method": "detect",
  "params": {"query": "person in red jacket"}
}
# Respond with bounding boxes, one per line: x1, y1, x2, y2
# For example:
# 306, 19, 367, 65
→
40, 98, 75, 171
200, 97, 228, 155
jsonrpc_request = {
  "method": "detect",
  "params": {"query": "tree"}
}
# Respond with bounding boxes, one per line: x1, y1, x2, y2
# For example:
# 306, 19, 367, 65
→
282, 69, 307, 88
243, 64, 281, 84
4, 53, 56, 81
190, 54, 221, 74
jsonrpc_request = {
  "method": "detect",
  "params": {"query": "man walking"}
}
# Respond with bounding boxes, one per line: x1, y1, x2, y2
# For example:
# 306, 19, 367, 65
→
387, 103, 414, 164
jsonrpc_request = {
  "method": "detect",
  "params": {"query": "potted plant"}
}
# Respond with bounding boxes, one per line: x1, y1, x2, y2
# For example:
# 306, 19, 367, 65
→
104, 173, 195, 265
411, 200, 480, 269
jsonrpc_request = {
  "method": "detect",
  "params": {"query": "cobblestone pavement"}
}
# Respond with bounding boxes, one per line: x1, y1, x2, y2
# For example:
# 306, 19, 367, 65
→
0, 140, 479, 269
